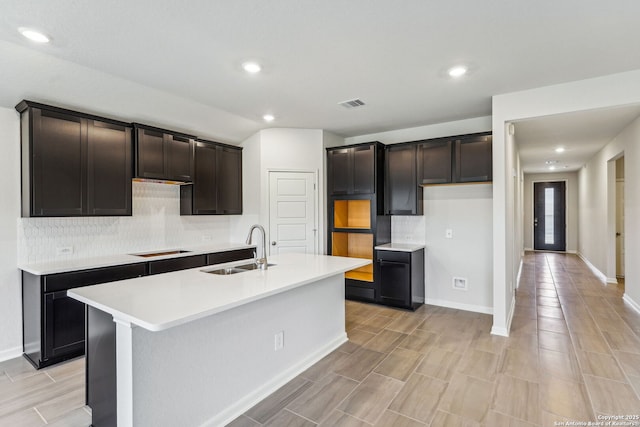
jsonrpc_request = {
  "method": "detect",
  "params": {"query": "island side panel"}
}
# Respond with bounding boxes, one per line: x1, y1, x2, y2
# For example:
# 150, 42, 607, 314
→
128, 274, 346, 427
86, 306, 116, 427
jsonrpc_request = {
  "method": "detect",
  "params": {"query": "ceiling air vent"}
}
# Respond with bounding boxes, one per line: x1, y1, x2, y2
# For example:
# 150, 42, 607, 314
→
338, 98, 366, 109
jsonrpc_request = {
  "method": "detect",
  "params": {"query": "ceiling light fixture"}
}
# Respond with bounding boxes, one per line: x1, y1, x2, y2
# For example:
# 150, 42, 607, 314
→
242, 62, 261, 74
555, 147, 565, 153
18, 27, 50, 43
263, 114, 274, 122
545, 160, 558, 165
549, 166, 556, 171
448, 65, 467, 78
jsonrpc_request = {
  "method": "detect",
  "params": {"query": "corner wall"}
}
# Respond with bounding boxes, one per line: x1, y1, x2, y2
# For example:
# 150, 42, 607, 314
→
578, 115, 640, 305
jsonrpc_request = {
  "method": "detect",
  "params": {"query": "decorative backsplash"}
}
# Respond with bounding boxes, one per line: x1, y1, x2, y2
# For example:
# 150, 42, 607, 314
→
17, 181, 232, 264
391, 215, 426, 244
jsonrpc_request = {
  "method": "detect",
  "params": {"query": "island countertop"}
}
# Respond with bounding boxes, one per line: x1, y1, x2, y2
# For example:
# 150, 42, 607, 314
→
68, 253, 370, 332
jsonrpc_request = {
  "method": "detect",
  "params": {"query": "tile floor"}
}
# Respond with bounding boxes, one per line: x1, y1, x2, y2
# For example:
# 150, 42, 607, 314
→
1, 252, 639, 426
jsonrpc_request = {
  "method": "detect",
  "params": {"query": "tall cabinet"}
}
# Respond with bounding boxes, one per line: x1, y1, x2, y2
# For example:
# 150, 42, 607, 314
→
326, 142, 390, 302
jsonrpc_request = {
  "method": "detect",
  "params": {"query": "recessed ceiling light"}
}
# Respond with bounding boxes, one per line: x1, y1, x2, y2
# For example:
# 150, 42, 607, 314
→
549, 166, 556, 171
448, 66, 467, 78
555, 147, 565, 153
263, 114, 274, 122
242, 62, 261, 74
545, 160, 558, 165
18, 27, 50, 43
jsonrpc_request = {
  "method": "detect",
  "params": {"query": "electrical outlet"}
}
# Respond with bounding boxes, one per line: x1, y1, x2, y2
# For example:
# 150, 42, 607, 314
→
56, 246, 73, 255
274, 331, 284, 351
445, 229, 453, 239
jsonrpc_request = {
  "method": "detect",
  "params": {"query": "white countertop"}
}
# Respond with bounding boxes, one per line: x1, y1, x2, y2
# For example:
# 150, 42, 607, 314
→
374, 243, 425, 252
68, 253, 370, 332
18, 243, 255, 275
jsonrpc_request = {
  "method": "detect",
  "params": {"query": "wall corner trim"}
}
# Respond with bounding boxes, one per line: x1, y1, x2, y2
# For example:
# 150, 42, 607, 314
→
576, 252, 608, 283
0, 345, 23, 363
492, 294, 516, 337
623, 294, 640, 315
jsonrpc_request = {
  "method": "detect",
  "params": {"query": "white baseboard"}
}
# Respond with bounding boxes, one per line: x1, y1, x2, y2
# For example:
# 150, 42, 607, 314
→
524, 247, 533, 252
491, 294, 516, 337
577, 252, 608, 282
567, 249, 577, 254
606, 277, 619, 284
425, 298, 492, 315
0, 346, 22, 363
623, 294, 640, 315
211, 333, 347, 427
516, 258, 523, 290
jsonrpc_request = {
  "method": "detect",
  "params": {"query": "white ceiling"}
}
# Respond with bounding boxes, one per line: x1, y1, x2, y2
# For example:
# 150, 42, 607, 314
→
515, 105, 640, 174
2, 1, 640, 142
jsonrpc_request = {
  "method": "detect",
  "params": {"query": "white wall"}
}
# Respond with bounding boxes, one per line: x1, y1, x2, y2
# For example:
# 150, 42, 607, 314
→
578, 115, 640, 307
493, 69, 640, 336
347, 118, 493, 314
232, 128, 327, 254
0, 107, 22, 360
523, 172, 579, 253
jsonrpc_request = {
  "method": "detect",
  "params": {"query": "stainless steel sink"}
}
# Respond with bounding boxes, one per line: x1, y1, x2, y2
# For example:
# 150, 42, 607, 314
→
131, 250, 191, 258
204, 263, 276, 275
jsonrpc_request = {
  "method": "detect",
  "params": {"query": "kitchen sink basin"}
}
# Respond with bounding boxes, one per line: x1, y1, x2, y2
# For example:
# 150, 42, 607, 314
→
203, 262, 276, 275
131, 250, 191, 258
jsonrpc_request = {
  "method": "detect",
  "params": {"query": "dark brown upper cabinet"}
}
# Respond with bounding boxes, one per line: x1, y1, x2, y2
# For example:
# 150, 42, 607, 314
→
455, 134, 492, 183
180, 140, 242, 215
418, 132, 492, 185
418, 140, 453, 184
17, 101, 132, 217
385, 144, 423, 215
134, 124, 195, 182
327, 142, 384, 196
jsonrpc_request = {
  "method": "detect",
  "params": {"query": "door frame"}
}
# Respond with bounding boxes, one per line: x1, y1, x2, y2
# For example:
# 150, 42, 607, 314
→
530, 179, 569, 252
606, 152, 624, 284
267, 169, 320, 256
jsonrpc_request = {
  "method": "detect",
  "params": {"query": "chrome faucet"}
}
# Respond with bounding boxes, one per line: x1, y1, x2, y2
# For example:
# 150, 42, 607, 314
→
245, 224, 268, 270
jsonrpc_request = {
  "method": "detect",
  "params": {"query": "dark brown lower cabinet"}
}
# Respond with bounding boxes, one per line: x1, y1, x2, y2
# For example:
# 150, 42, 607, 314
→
376, 248, 425, 310
22, 263, 147, 369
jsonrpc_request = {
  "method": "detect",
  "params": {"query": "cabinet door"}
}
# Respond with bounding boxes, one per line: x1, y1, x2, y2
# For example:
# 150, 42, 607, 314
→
43, 291, 85, 360
136, 128, 167, 179
455, 135, 492, 182
352, 145, 375, 194
418, 140, 452, 184
216, 146, 242, 214
148, 254, 207, 275
31, 108, 85, 216
327, 148, 350, 195
167, 135, 194, 181
86, 120, 132, 216
193, 142, 218, 214
378, 259, 411, 308
386, 145, 422, 215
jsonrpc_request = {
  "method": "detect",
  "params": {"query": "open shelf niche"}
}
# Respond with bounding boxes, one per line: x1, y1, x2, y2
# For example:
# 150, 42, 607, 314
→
331, 232, 374, 282
334, 199, 371, 229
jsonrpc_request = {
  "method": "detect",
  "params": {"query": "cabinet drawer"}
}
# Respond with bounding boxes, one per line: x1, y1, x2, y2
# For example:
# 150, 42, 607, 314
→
207, 248, 254, 265
44, 263, 147, 293
148, 254, 207, 275
376, 250, 410, 263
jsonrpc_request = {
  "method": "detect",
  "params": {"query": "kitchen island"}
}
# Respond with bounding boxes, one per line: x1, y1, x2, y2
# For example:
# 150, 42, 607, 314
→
68, 252, 370, 427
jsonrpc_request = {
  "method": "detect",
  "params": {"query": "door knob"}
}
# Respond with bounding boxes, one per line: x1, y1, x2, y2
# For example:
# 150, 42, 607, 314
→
271, 241, 277, 246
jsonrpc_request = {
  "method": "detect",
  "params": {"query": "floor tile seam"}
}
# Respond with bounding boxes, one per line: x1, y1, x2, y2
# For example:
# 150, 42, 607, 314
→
247, 378, 315, 426
332, 409, 376, 426
434, 406, 487, 425
581, 373, 640, 412
281, 407, 320, 425
32, 406, 47, 424
384, 407, 429, 425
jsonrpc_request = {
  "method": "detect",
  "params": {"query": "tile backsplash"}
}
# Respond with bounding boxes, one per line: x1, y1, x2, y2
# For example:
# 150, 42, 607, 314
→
18, 181, 232, 264
391, 215, 426, 244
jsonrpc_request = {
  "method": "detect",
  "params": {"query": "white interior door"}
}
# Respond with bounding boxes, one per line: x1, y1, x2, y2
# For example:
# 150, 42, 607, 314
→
616, 180, 625, 277
269, 171, 317, 255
